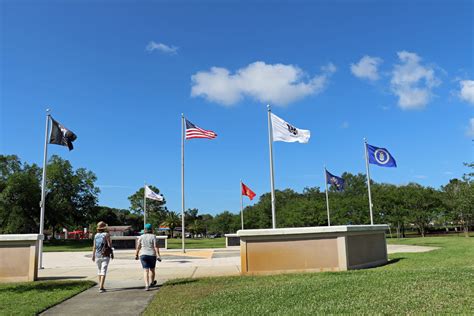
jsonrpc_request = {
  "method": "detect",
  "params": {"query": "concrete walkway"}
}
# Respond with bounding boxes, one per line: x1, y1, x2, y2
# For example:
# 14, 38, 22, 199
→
39, 244, 437, 315
40, 248, 240, 316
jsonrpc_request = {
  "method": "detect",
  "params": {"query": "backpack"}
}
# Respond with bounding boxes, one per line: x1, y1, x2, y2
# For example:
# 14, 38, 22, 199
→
100, 234, 114, 258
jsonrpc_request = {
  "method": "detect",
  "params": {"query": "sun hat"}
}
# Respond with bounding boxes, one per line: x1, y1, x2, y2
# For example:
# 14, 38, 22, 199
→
97, 221, 108, 232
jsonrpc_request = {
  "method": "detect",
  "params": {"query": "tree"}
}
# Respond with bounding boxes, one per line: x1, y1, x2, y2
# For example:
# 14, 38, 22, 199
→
0, 162, 41, 233
211, 211, 239, 234
0, 155, 99, 236
0, 155, 22, 191
372, 183, 408, 238
128, 185, 167, 230
404, 183, 441, 237
442, 178, 473, 237
45, 155, 100, 236
161, 211, 180, 238
199, 214, 214, 237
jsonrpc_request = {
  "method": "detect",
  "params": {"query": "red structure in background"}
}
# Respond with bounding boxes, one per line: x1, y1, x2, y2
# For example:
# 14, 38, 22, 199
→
67, 230, 87, 239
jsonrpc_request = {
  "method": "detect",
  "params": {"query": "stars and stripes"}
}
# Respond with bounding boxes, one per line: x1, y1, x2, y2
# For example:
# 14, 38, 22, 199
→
185, 119, 217, 140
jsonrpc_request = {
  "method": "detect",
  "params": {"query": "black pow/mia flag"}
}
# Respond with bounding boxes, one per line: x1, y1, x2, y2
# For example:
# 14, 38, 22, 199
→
49, 117, 77, 151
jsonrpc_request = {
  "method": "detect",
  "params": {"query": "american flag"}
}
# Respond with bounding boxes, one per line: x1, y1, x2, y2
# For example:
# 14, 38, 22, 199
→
185, 119, 217, 140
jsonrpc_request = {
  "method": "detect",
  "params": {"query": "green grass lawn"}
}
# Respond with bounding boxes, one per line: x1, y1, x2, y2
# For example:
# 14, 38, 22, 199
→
43, 239, 92, 252
167, 237, 225, 249
0, 280, 95, 315
145, 236, 474, 315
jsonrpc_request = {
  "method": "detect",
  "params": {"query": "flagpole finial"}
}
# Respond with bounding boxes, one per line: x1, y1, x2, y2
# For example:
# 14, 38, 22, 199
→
46, 108, 51, 115
181, 113, 184, 118
267, 104, 271, 111
363, 137, 367, 143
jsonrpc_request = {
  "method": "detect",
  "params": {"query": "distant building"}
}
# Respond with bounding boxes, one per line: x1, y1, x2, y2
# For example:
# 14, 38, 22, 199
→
108, 226, 133, 236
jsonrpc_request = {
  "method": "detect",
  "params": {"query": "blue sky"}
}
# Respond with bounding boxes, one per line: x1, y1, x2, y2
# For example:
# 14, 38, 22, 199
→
1, 0, 473, 215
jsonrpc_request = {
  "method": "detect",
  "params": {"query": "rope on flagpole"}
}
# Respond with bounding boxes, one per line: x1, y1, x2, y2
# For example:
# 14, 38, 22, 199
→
364, 138, 374, 225
267, 105, 276, 229
39, 108, 51, 270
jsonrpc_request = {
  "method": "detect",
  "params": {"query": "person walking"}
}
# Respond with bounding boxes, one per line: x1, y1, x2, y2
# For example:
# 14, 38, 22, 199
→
135, 223, 161, 291
92, 221, 113, 293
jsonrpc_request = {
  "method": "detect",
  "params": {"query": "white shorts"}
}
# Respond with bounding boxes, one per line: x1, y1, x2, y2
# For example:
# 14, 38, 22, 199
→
96, 257, 110, 276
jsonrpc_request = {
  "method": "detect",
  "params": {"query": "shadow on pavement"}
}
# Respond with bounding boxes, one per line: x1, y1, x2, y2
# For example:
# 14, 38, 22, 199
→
105, 285, 162, 292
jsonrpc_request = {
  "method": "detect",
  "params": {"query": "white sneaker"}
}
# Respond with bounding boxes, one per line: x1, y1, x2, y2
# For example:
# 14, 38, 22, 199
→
144, 286, 149, 291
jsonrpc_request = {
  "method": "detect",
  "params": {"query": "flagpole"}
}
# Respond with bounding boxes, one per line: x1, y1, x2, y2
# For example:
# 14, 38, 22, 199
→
240, 179, 244, 230
38, 108, 51, 270
267, 105, 276, 229
324, 166, 331, 226
143, 183, 147, 230
181, 113, 186, 253
364, 138, 374, 225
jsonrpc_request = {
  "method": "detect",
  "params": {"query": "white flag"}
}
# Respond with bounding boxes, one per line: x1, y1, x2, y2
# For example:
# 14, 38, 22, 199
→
145, 185, 163, 201
270, 113, 310, 143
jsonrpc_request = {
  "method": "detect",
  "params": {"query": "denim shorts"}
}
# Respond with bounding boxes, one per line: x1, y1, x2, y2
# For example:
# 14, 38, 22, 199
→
140, 255, 157, 269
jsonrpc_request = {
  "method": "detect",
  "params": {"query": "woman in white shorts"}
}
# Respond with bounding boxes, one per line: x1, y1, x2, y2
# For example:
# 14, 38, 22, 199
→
92, 221, 113, 293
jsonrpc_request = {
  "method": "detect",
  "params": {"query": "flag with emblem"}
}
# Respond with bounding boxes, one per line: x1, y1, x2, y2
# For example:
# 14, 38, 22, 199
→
185, 119, 217, 140
270, 113, 310, 143
366, 144, 397, 167
241, 182, 256, 200
145, 185, 163, 201
325, 170, 345, 191
49, 117, 77, 151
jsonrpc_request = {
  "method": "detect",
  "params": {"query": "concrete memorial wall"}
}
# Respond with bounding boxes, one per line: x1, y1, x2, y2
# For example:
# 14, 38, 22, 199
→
238, 225, 388, 275
224, 234, 240, 247
111, 235, 168, 249
0, 234, 43, 282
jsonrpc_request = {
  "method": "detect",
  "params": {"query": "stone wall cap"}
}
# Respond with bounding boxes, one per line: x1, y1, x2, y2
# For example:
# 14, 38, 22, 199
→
224, 234, 239, 237
237, 225, 389, 237
0, 234, 44, 241
112, 235, 168, 239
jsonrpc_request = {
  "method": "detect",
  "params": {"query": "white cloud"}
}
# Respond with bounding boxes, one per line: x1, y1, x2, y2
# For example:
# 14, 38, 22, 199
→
467, 118, 474, 138
390, 51, 441, 109
459, 80, 474, 104
350, 55, 383, 81
146, 41, 178, 55
190, 61, 336, 106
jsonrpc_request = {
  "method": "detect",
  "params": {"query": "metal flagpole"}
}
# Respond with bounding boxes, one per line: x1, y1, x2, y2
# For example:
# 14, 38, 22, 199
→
324, 166, 331, 226
143, 183, 147, 230
240, 180, 244, 230
181, 114, 186, 253
364, 138, 374, 225
267, 105, 276, 229
39, 109, 51, 269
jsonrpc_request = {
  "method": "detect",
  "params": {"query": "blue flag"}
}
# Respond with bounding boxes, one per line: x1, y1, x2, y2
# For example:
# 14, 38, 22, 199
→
367, 144, 397, 167
326, 170, 345, 191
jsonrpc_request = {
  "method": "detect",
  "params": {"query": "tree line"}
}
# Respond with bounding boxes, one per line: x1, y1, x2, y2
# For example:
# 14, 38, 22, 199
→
1, 155, 472, 238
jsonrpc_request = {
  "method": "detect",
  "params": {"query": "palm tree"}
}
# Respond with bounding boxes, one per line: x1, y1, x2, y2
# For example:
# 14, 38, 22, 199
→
161, 211, 180, 238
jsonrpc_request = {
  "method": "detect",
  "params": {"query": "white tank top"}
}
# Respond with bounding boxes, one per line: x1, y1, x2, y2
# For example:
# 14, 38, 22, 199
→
139, 233, 156, 256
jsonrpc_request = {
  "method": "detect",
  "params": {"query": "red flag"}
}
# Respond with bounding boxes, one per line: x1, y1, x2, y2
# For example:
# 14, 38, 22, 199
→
241, 182, 256, 200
